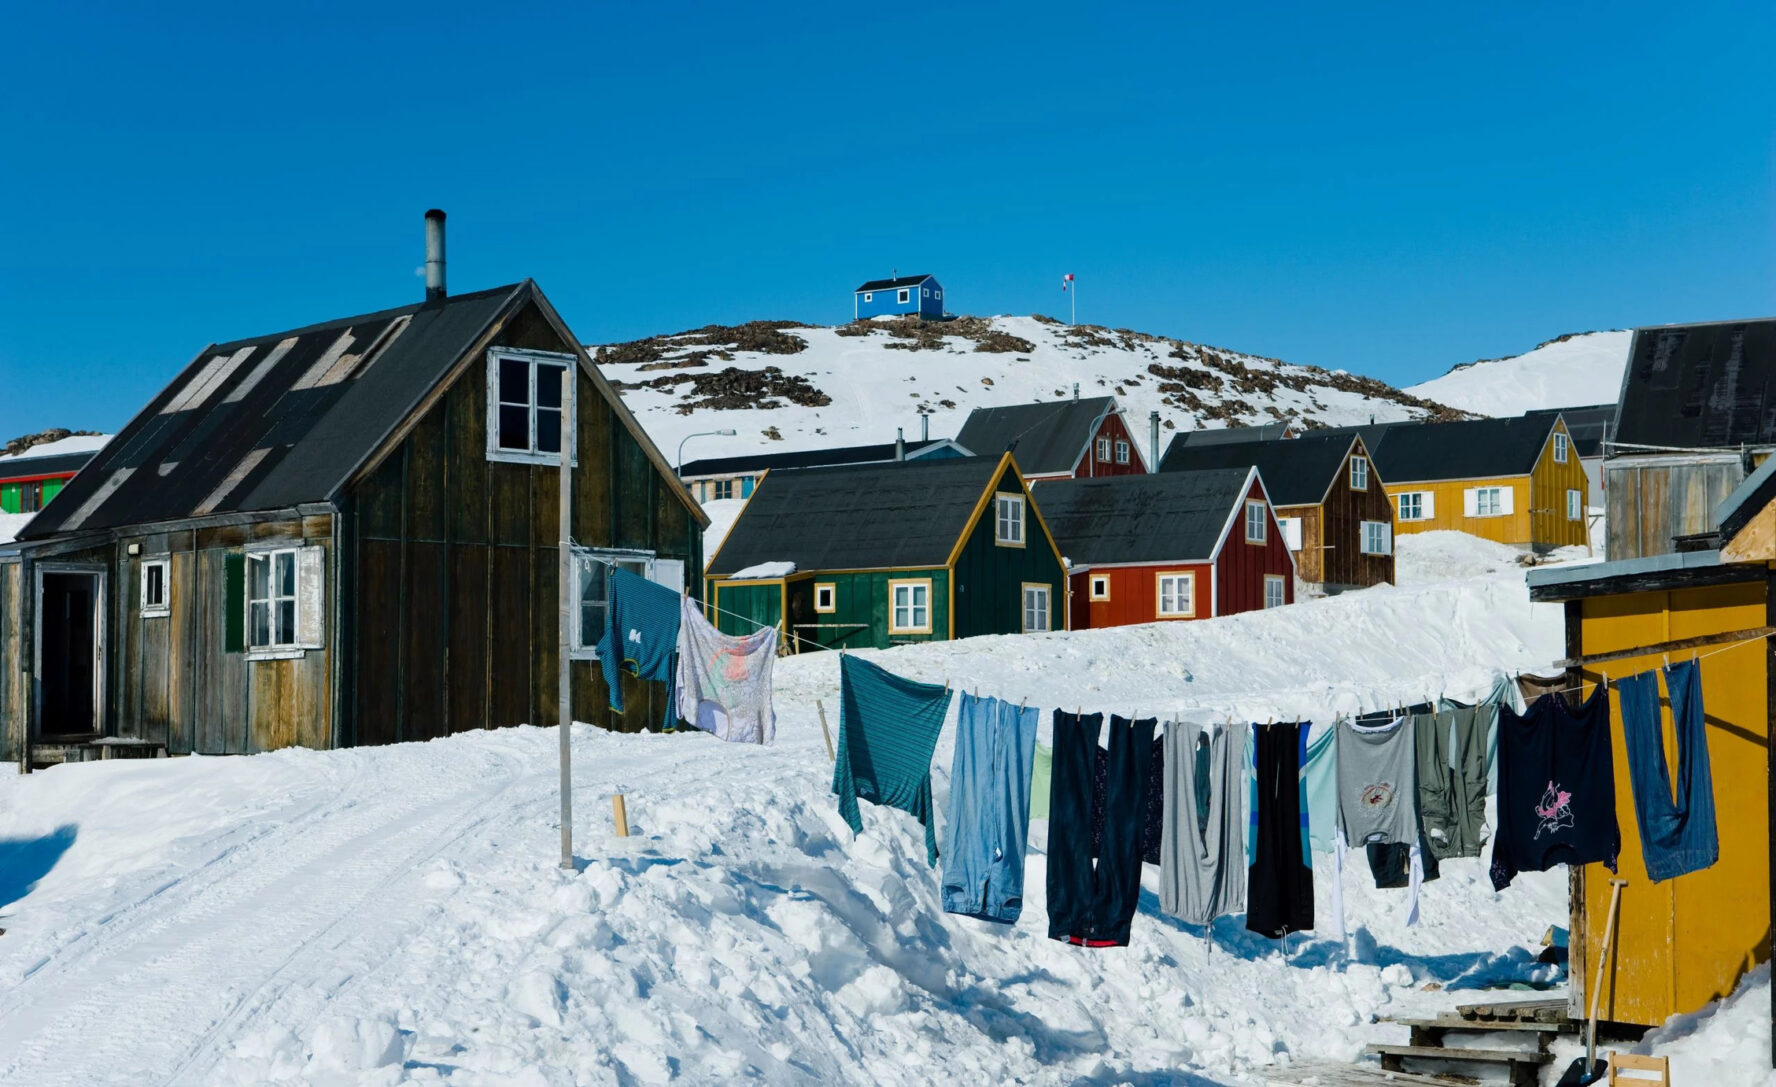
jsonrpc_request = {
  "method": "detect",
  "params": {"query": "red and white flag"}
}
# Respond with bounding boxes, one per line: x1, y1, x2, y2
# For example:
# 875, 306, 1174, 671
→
1062, 273, 1074, 291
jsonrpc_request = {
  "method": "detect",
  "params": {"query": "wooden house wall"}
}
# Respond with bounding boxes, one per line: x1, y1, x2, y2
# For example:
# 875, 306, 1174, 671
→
1568, 577, 1770, 1027
348, 301, 702, 744
1526, 422, 1591, 552
1318, 441, 1395, 589
0, 560, 21, 765
1278, 503, 1323, 584
819, 568, 952, 648
1068, 561, 1213, 629
710, 580, 785, 640
953, 468, 1067, 637
1073, 411, 1147, 479
1217, 479, 1296, 614
1386, 475, 1530, 546
1605, 456, 1744, 561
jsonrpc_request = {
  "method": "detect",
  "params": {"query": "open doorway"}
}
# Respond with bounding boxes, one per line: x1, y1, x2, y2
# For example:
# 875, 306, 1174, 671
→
37, 568, 104, 740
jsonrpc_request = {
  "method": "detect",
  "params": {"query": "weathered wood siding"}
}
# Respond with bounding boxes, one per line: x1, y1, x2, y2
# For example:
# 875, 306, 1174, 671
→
348, 300, 702, 742
709, 579, 785, 640
1318, 439, 1395, 589
1605, 455, 1744, 561
1277, 503, 1323, 584
1216, 478, 1296, 614
953, 463, 1068, 637
0, 559, 22, 765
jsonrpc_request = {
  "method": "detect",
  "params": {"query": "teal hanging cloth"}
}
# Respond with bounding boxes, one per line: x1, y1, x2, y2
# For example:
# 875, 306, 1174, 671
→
833, 655, 952, 865
598, 567, 683, 724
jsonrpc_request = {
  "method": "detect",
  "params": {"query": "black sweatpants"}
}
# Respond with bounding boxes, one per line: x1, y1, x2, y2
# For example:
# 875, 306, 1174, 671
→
1047, 711, 1156, 947
1246, 722, 1314, 939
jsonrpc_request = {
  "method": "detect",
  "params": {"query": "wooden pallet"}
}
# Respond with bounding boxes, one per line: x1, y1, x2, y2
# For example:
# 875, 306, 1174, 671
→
1364, 1042, 1551, 1087
1451, 996, 1569, 1023
1263, 1059, 1459, 1086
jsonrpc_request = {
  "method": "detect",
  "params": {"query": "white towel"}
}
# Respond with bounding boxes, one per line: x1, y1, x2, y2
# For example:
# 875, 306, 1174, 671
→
675, 597, 779, 744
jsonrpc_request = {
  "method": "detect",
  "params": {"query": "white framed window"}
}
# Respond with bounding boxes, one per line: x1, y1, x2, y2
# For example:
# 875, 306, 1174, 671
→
1567, 489, 1582, 521
713, 479, 734, 501
1264, 574, 1286, 609
486, 348, 577, 466
995, 493, 1025, 546
862, 292, 873, 302
935, 290, 942, 300
1022, 583, 1052, 632
1554, 432, 1570, 463
245, 546, 323, 654
889, 578, 932, 634
897, 288, 910, 304
923, 287, 930, 297
815, 583, 836, 613
140, 556, 170, 618
1277, 516, 1304, 551
1244, 500, 1268, 544
1350, 455, 1369, 491
1115, 440, 1130, 464
1360, 520, 1393, 556
1465, 486, 1511, 518
570, 547, 663, 658
1397, 491, 1434, 521
1156, 571, 1195, 618
1096, 437, 1112, 461
1089, 574, 1110, 601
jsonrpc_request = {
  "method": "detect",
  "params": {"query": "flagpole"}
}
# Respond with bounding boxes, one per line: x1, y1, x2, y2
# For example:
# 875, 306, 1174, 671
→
1072, 278, 1076, 326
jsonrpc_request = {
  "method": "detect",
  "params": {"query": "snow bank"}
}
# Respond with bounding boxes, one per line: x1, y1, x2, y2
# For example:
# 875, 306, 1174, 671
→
1406, 331, 1631, 417
0, 512, 32, 545
0, 565, 1582, 1084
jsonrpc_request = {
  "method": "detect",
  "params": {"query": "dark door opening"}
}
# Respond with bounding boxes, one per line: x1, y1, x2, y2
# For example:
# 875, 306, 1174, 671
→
40, 571, 100, 738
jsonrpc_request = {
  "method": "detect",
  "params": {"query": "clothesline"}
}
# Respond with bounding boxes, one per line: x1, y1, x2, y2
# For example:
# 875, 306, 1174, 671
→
1520, 629, 1775, 700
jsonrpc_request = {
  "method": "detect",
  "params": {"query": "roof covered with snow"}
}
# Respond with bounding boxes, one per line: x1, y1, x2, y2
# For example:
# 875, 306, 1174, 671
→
1158, 431, 1360, 507
956, 396, 1117, 477
1032, 468, 1255, 565
1616, 318, 1776, 451
22, 284, 553, 540
706, 456, 1007, 576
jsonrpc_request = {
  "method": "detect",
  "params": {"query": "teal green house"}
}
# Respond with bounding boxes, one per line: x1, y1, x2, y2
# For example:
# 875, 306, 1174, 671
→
704, 453, 1067, 650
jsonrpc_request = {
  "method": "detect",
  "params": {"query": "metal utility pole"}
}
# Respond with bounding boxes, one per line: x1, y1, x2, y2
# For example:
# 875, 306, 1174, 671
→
558, 366, 575, 870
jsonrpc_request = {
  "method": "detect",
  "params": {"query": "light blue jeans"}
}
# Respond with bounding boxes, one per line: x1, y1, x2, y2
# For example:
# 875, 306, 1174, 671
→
942, 694, 1040, 923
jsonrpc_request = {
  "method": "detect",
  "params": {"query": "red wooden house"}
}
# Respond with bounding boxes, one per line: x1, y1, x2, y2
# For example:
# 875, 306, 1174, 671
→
957, 395, 1145, 481
1032, 467, 1295, 629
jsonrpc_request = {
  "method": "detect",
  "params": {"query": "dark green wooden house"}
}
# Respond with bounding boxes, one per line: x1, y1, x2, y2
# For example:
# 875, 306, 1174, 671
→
704, 453, 1067, 650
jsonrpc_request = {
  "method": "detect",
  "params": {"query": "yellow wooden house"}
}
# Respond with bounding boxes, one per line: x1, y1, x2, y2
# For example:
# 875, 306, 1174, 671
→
1350, 414, 1590, 552
1526, 460, 1776, 1043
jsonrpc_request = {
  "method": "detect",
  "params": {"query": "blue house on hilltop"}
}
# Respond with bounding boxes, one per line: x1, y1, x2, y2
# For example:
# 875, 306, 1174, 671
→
855, 274, 944, 320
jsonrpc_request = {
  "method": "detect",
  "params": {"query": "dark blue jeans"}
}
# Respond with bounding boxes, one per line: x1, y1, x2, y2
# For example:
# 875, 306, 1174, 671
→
1618, 659, 1719, 882
1046, 711, 1155, 946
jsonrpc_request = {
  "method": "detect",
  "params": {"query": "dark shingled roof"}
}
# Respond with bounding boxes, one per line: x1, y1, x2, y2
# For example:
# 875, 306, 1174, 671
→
707, 456, 1007, 575
855, 274, 933, 293
956, 396, 1118, 477
0, 449, 100, 481
1032, 468, 1256, 566
1615, 319, 1776, 450
1524, 403, 1615, 458
1348, 416, 1559, 483
22, 283, 529, 539
679, 438, 965, 479
1159, 432, 1360, 507
1167, 422, 1300, 448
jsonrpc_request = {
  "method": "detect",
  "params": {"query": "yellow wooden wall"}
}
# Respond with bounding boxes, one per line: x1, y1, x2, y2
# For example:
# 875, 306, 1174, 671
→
1573, 579, 1770, 1027
1388, 423, 1588, 549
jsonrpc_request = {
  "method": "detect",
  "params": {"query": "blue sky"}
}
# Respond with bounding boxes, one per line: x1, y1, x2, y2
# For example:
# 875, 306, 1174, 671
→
2, 2, 1772, 437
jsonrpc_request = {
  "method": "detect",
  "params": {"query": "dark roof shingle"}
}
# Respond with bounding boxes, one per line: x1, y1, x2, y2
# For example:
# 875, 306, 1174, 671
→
956, 397, 1118, 477
1032, 469, 1254, 566
1347, 416, 1557, 483
680, 438, 962, 478
1615, 319, 1776, 450
855, 274, 934, 293
1159, 431, 1359, 507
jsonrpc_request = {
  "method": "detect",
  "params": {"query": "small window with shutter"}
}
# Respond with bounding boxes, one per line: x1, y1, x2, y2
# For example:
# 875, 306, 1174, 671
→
239, 544, 326, 658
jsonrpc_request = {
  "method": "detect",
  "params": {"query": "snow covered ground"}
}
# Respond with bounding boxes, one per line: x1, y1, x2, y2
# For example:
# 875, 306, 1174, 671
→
1405, 331, 1631, 417
0, 534, 1752, 1085
0, 512, 32, 545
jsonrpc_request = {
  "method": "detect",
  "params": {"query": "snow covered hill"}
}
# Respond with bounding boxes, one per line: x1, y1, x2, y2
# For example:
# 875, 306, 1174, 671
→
595, 316, 1464, 466
0, 535, 1615, 1086
1405, 330, 1632, 417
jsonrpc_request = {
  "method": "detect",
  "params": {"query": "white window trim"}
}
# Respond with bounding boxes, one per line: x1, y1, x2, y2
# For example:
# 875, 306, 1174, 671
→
1277, 515, 1303, 551
888, 578, 933, 635
1115, 440, 1130, 464
140, 555, 171, 618
1567, 489, 1582, 521
862, 292, 873, 302
1264, 574, 1287, 609
1244, 500, 1268, 544
1554, 432, 1570, 463
1350, 456, 1369, 491
994, 492, 1026, 547
485, 347, 580, 467
814, 582, 836, 613
1089, 574, 1110, 601
1359, 520, 1393, 556
1156, 570, 1196, 619
1021, 582, 1052, 633
1096, 437, 1112, 461
1397, 491, 1431, 522
897, 288, 910, 304
569, 546, 659, 659
243, 543, 323, 658
1470, 486, 1507, 518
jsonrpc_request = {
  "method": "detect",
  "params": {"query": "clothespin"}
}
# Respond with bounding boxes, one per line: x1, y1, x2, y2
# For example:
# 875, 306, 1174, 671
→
1663, 652, 1671, 669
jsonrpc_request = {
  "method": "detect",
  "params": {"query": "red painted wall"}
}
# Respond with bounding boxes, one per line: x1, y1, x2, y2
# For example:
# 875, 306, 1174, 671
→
1216, 478, 1296, 615
1069, 560, 1214, 629
1071, 412, 1147, 479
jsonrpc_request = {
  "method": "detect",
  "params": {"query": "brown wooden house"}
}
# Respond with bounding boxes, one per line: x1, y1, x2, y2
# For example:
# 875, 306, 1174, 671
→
1159, 431, 1394, 591
0, 216, 705, 769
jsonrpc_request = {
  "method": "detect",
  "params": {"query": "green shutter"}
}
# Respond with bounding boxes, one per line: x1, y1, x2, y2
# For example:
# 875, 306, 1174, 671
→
41, 479, 63, 505
224, 552, 245, 653
0, 483, 16, 514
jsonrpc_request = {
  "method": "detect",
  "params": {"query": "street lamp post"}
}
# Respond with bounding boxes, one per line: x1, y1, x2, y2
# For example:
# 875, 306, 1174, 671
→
677, 429, 737, 474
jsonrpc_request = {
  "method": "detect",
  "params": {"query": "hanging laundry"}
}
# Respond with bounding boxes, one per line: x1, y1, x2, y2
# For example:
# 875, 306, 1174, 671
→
1047, 711, 1155, 947
1444, 672, 1522, 790
1089, 734, 1165, 865
1618, 660, 1719, 882
599, 568, 683, 715
942, 694, 1040, 923
1246, 722, 1313, 939
674, 596, 779, 744
1366, 835, 1440, 886
832, 655, 952, 866
1516, 671, 1567, 707
1302, 724, 1338, 853
1416, 705, 1488, 859
1334, 715, 1423, 933
1159, 721, 1247, 926
1029, 743, 1053, 820
1490, 686, 1619, 891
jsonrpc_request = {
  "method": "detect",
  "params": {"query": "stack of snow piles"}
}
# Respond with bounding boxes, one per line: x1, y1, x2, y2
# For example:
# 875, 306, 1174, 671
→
0, 534, 1749, 1083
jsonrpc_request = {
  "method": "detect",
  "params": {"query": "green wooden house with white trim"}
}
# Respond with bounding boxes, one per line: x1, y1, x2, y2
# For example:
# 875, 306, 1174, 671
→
704, 453, 1067, 650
